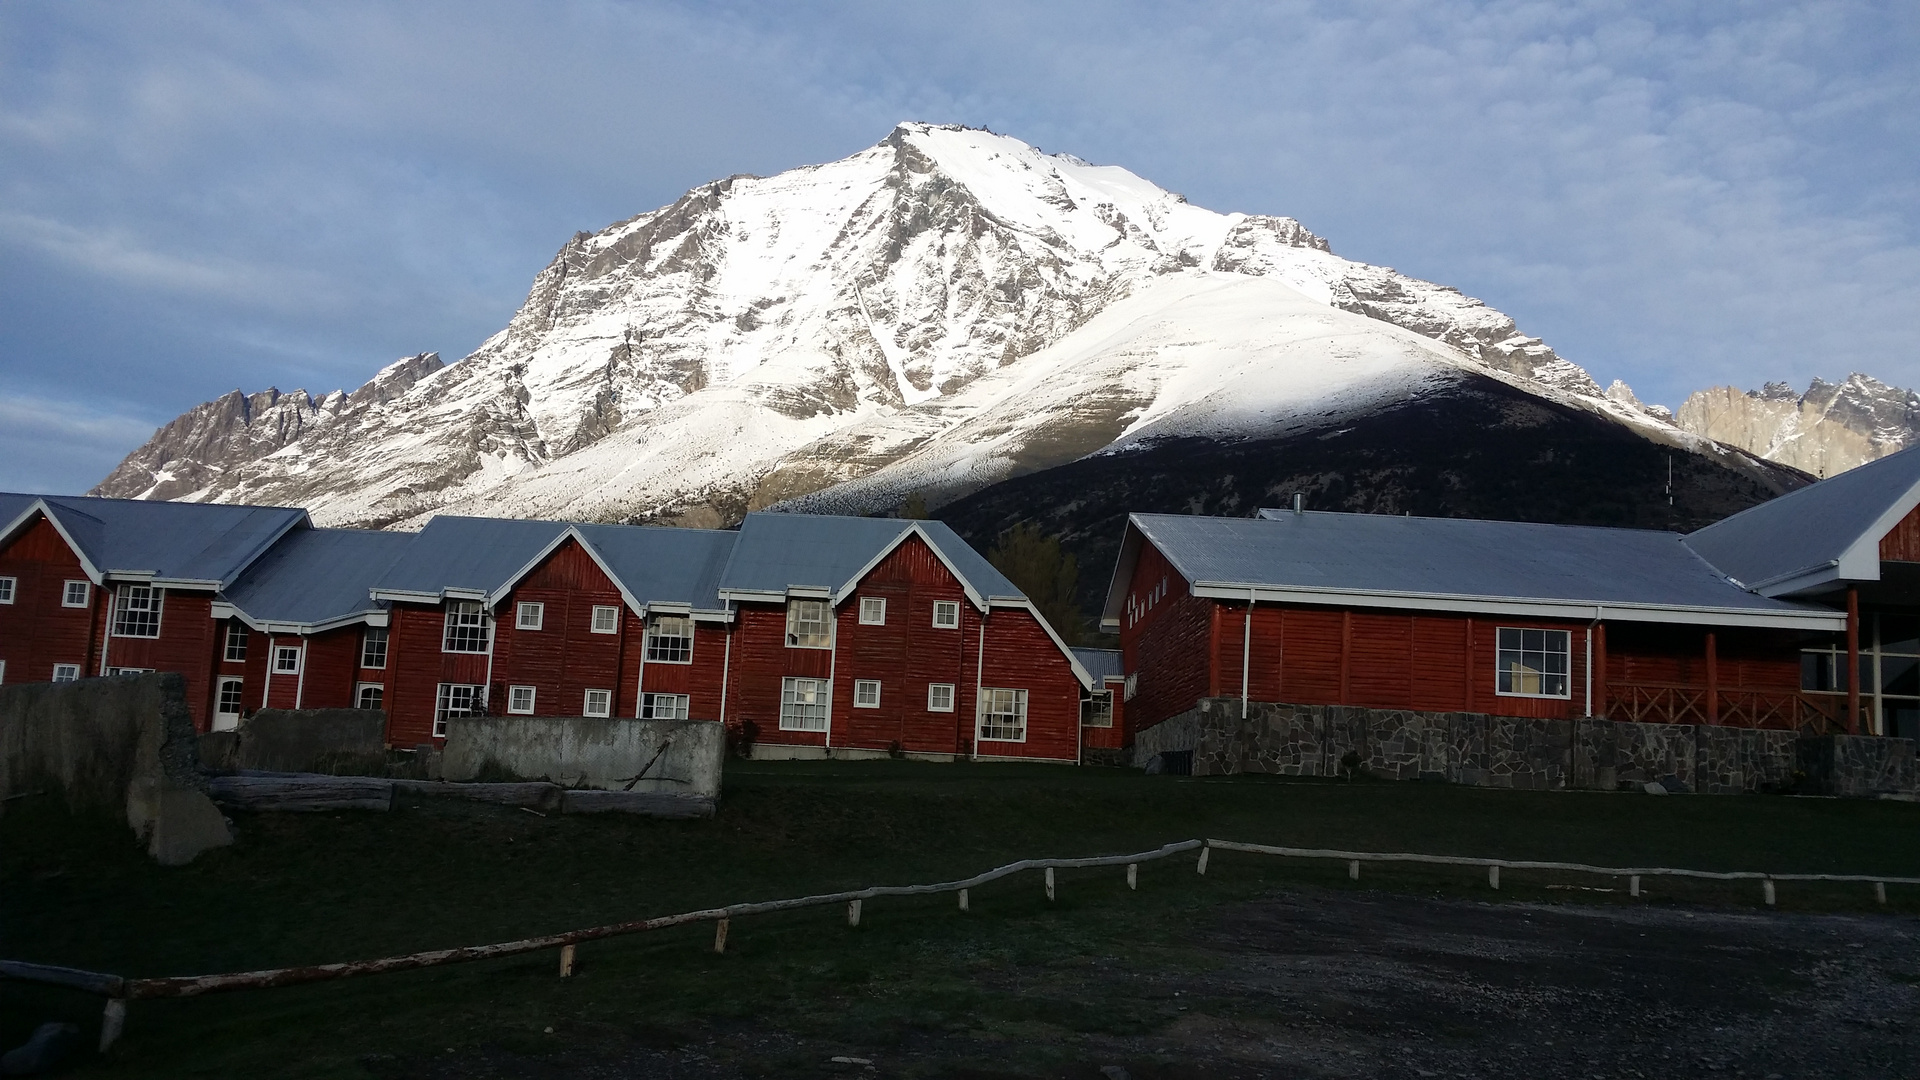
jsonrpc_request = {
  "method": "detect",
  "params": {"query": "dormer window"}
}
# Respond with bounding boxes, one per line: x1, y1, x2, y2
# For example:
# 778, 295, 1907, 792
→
443, 601, 491, 653
646, 616, 693, 663
111, 584, 162, 638
786, 599, 832, 649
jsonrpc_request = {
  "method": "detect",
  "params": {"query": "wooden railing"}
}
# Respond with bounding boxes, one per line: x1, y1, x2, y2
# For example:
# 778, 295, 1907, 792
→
1609, 683, 1848, 733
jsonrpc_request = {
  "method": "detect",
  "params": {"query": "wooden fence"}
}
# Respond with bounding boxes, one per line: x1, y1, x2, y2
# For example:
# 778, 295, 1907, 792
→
7, 837, 1917, 1055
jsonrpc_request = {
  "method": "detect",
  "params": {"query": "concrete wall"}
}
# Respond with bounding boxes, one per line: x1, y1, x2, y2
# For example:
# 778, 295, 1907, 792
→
199, 709, 388, 775
1134, 697, 1914, 797
440, 717, 724, 799
0, 673, 232, 863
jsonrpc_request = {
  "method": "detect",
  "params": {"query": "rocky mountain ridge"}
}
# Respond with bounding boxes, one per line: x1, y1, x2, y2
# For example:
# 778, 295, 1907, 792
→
1675, 374, 1920, 478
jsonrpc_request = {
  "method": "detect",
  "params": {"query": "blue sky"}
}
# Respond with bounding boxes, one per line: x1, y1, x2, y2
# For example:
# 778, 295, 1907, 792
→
3, 0, 1916, 493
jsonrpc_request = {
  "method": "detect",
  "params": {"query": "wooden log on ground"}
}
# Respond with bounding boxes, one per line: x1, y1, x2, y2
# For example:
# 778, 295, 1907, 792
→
393, 780, 564, 812
207, 775, 394, 812
0, 961, 125, 998
561, 790, 715, 818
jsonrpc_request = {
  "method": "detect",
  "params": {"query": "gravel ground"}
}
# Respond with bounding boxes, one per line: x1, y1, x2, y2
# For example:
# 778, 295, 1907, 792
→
379, 888, 1920, 1080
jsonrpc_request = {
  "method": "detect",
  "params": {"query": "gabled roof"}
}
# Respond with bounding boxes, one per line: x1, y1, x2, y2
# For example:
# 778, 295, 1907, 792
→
717, 513, 1024, 606
573, 524, 736, 614
1103, 511, 1843, 631
371, 516, 569, 600
218, 527, 416, 632
1683, 445, 1920, 597
1072, 647, 1125, 681
0, 493, 308, 588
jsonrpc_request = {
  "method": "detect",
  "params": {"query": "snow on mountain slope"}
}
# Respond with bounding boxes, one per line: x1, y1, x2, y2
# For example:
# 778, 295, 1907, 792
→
94, 123, 1685, 527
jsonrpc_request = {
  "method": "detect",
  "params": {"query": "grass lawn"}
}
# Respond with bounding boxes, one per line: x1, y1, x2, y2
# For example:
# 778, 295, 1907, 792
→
5, 760, 1919, 1078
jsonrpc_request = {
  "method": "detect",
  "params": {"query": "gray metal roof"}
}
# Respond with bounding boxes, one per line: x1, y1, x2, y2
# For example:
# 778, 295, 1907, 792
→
221, 527, 415, 628
720, 513, 1024, 602
1111, 511, 1841, 629
0, 492, 307, 586
1072, 647, 1125, 681
1683, 445, 1920, 596
372, 516, 569, 597
573, 524, 736, 611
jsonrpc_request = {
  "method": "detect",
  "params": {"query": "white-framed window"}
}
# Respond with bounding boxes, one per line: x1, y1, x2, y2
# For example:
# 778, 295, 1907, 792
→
0, 660, 5, 685
582, 688, 613, 717
434, 682, 483, 737
641, 692, 690, 720
0, 576, 14, 604
591, 605, 621, 634
51, 664, 80, 682
1496, 627, 1571, 698
516, 601, 545, 630
216, 677, 245, 719
507, 685, 536, 714
111, 583, 162, 637
361, 627, 388, 669
443, 600, 490, 653
780, 676, 829, 730
107, 667, 152, 675
927, 682, 955, 712
859, 597, 886, 625
978, 687, 1028, 742
854, 679, 881, 708
224, 622, 248, 662
1083, 689, 1114, 727
645, 616, 693, 663
932, 600, 960, 629
62, 580, 89, 608
355, 683, 384, 711
272, 645, 302, 674
786, 599, 832, 649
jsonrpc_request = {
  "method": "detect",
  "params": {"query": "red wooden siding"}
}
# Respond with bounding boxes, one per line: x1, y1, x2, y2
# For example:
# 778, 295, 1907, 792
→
1881, 503, 1920, 562
492, 540, 632, 721
637, 622, 730, 719
1118, 539, 1212, 730
975, 606, 1081, 761
728, 602, 835, 748
385, 602, 490, 747
102, 590, 219, 730
0, 515, 104, 687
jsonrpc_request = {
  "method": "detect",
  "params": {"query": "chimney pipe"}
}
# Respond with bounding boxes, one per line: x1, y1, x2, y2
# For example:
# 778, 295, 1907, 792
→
1291, 492, 1304, 515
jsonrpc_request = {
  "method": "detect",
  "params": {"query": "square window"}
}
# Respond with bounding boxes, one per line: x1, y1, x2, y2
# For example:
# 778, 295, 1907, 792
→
927, 683, 955, 712
217, 678, 246, 717
507, 685, 536, 714
224, 622, 248, 662
591, 605, 621, 634
516, 601, 545, 630
356, 683, 384, 711
434, 683, 482, 737
1082, 689, 1114, 727
0, 576, 14, 604
646, 615, 693, 663
62, 580, 89, 608
642, 692, 690, 720
786, 599, 832, 648
51, 664, 80, 683
1495, 627, 1571, 698
442, 601, 490, 653
859, 597, 886, 625
360, 627, 388, 669
978, 687, 1028, 742
932, 601, 960, 629
583, 688, 612, 717
273, 646, 301, 674
110, 583, 161, 636
779, 676, 829, 730
854, 679, 881, 708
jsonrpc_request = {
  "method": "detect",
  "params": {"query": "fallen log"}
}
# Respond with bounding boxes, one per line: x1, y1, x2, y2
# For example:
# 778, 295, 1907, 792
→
561, 790, 715, 818
393, 780, 564, 812
207, 775, 394, 813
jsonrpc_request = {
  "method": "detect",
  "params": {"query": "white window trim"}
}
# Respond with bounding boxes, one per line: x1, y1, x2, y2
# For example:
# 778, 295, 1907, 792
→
854, 679, 881, 708
272, 645, 302, 675
434, 682, 483, 738
507, 685, 537, 715
1083, 688, 1115, 728
1494, 626, 1573, 700
0, 576, 14, 604
51, 664, 80, 683
779, 676, 830, 731
355, 682, 384, 710
932, 600, 960, 629
62, 580, 90, 608
361, 627, 388, 669
641, 692, 691, 721
110, 583, 162, 638
590, 605, 621, 635
516, 601, 545, 630
859, 597, 886, 625
785, 599, 833, 650
583, 688, 613, 717
216, 676, 245, 716
107, 667, 154, 675
928, 683, 955, 712
442, 601, 491, 654
224, 622, 248, 663
645, 616, 695, 664
977, 687, 1029, 743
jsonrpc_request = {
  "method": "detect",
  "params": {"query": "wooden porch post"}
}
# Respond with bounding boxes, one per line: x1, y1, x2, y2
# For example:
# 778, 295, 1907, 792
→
1705, 631, 1718, 725
1846, 586, 1861, 736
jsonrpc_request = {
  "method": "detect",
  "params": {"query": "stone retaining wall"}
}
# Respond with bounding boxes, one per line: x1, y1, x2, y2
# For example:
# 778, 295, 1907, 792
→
441, 717, 724, 798
1133, 698, 1916, 797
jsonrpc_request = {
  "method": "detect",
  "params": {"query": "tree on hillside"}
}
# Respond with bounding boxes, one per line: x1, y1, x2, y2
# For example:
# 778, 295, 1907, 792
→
898, 492, 929, 519
987, 523, 1082, 645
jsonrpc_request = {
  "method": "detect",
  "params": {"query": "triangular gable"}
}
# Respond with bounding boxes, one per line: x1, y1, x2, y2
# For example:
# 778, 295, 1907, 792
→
485, 526, 646, 617
0, 499, 106, 584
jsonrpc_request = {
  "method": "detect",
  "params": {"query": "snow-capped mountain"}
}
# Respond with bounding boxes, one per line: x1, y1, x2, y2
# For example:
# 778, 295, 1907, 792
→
95, 123, 1721, 527
1676, 375, 1920, 479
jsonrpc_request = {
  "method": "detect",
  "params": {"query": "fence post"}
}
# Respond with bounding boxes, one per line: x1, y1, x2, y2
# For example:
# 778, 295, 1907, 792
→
1127, 863, 1137, 890
99, 998, 127, 1054
1762, 879, 1776, 906
713, 918, 729, 954
1196, 846, 1210, 876
1629, 875, 1641, 898
1045, 867, 1056, 902
558, 945, 576, 978
1876, 882, 1887, 905
1348, 860, 1360, 881
1488, 865, 1500, 890
958, 888, 969, 912
847, 899, 862, 927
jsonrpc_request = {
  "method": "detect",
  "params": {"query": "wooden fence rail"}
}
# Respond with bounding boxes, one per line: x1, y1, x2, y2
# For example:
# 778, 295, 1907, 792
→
7, 836, 1916, 1056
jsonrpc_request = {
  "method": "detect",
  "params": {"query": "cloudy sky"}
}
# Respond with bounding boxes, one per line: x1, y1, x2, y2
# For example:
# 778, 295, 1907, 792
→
2, 0, 1915, 493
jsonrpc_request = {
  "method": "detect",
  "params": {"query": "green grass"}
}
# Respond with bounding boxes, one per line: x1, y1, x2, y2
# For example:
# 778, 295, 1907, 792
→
5, 760, 1919, 1077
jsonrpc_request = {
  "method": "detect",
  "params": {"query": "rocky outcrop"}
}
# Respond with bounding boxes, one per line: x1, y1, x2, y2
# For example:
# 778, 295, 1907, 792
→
1676, 374, 1920, 477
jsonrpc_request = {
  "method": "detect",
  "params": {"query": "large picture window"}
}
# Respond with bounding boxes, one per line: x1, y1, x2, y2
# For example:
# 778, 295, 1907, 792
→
443, 601, 490, 653
434, 683, 483, 737
646, 616, 693, 663
978, 688, 1028, 742
642, 692, 690, 720
111, 583, 163, 638
1496, 627, 1571, 698
780, 676, 829, 730
1815, 614, 1920, 738
786, 600, 832, 649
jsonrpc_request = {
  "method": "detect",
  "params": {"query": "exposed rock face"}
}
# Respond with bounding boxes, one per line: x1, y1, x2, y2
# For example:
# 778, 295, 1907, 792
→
94, 124, 1699, 527
1676, 374, 1920, 478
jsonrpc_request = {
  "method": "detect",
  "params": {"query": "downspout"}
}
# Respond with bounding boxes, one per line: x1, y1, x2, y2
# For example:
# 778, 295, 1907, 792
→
1241, 587, 1254, 719
974, 605, 988, 760
87, 582, 104, 677
1584, 606, 1601, 718
482, 606, 496, 713
718, 614, 733, 723
261, 634, 275, 710
824, 605, 838, 751
294, 638, 308, 710
1846, 586, 1861, 735
634, 612, 650, 718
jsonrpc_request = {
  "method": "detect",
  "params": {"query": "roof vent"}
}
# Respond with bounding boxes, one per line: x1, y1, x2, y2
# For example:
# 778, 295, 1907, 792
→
1291, 493, 1304, 515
